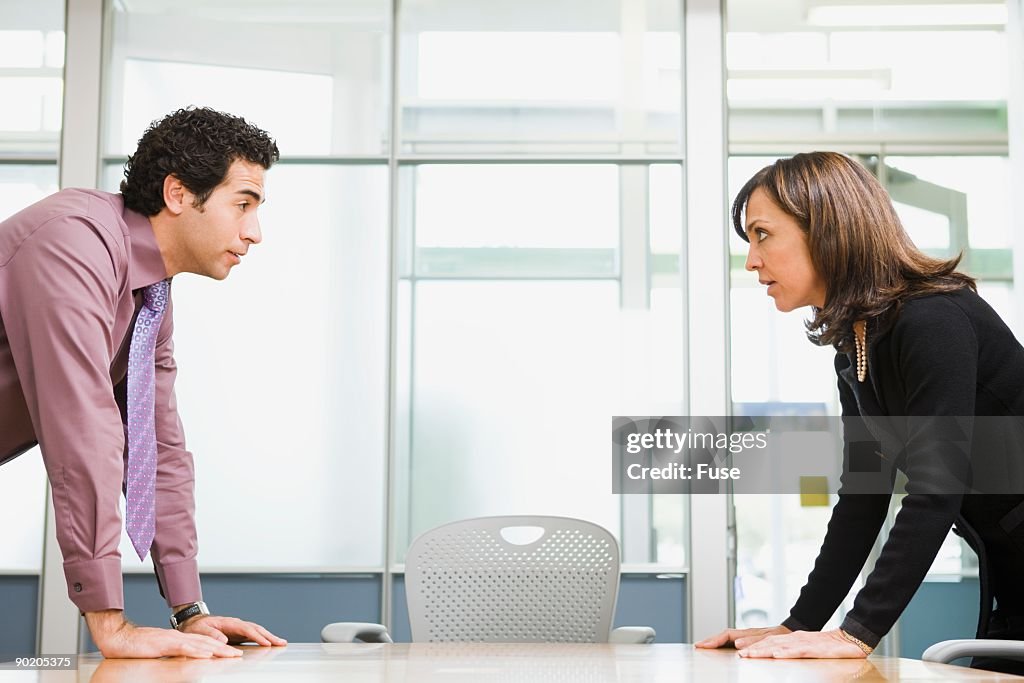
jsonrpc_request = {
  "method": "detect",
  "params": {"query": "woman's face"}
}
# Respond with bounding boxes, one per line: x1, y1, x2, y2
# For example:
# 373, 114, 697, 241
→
743, 188, 827, 312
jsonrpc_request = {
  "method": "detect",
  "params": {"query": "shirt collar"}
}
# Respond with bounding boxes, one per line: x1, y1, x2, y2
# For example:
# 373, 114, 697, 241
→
123, 202, 169, 291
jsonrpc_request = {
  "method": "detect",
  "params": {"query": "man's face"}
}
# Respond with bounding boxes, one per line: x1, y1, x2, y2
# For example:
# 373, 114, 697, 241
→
178, 159, 265, 280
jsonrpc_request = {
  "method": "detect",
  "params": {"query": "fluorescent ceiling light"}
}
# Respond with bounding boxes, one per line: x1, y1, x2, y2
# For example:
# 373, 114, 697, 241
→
807, 3, 1007, 27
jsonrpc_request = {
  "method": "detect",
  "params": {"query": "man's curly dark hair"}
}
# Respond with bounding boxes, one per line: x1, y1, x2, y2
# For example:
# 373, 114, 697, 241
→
120, 107, 280, 216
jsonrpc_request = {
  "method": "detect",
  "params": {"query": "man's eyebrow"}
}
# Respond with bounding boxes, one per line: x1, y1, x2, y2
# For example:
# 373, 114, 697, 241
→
236, 189, 265, 204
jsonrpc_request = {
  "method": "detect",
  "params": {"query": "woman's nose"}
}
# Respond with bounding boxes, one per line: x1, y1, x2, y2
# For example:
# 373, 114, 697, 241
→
745, 246, 761, 272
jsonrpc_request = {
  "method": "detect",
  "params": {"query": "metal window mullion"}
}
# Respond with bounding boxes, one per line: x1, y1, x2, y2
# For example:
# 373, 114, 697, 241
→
0, 157, 59, 165
1009, 0, 1024, 339
381, 0, 401, 635
684, 0, 732, 642
618, 160, 654, 563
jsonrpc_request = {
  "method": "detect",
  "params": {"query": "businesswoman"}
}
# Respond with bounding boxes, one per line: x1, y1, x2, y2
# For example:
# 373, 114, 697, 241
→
696, 152, 1024, 673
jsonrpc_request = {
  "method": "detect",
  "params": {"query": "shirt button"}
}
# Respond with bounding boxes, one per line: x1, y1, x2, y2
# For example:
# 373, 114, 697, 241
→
73, 583, 83, 593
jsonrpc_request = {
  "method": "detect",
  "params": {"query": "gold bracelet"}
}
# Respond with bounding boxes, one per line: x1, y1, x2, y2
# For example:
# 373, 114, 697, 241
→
839, 629, 874, 656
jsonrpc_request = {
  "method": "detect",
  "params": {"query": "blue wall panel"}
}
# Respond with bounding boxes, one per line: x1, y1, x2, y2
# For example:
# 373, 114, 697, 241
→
0, 575, 38, 657
899, 577, 979, 660
82, 573, 381, 651
617, 574, 686, 643
62, 571, 689, 650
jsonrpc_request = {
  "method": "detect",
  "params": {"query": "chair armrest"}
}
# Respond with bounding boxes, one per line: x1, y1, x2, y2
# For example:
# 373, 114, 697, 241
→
923, 639, 1024, 664
610, 626, 656, 644
321, 622, 393, 643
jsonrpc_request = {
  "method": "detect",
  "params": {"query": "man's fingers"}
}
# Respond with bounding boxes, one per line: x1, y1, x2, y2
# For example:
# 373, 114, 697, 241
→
214, 644, 242, 658
227, 618, 287, 646
176, 643, 215, 659
181, 615, 287, 648
207, 617, 272, 646
180, 632, 241, 658
191, 623, 230, 644
206, 639, 242, 658
238, 623, 272, 646
226, 619, 271, 646
254, 624, 287, 646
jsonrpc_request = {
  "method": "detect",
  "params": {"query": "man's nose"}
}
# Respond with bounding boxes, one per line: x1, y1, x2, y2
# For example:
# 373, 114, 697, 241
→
243, 217, 262, 245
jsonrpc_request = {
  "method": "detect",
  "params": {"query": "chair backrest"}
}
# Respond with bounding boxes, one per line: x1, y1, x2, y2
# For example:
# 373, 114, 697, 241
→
405, 516, 620, 643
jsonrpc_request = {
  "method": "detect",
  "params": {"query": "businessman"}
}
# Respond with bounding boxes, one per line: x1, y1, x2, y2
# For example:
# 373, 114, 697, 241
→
0, 107, 286, 658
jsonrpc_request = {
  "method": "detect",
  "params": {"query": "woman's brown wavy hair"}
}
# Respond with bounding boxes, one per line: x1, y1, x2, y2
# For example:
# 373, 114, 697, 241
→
731, 152, 976, 351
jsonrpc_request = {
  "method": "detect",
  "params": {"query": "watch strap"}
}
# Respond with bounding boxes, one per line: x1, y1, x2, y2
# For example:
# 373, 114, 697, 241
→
170, 601, 209, 630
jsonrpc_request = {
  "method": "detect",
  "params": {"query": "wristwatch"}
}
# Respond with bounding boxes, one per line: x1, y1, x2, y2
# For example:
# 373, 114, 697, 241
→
170, 601, 210, 630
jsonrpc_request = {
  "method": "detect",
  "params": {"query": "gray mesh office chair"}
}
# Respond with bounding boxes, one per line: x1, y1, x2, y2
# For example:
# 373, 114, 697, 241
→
322, 516, 655, 644
922, 518, 1023, 667
923, 639, 1024, 665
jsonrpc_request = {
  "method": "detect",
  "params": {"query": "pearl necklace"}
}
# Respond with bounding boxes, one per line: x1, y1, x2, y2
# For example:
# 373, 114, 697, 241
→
853, 320, 868, 382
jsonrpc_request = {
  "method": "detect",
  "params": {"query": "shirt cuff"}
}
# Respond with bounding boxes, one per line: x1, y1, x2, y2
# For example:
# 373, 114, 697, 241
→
63, 557, 123, 612
782, 615, 812, 632
840, 615, 882, 648
155, 557, 202, 608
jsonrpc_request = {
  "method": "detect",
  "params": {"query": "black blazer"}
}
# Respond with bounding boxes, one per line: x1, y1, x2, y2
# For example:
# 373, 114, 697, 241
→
782, 288, 1024, 647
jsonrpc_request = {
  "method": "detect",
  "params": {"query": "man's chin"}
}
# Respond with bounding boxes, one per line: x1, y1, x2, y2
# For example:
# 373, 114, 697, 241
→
200, 266, 231, 281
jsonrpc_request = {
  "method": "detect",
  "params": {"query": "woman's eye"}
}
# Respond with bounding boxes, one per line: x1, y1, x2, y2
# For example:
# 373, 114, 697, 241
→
755, 228, 768, 242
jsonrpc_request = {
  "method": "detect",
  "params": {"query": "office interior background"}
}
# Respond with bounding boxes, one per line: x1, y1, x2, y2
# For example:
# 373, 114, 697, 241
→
0, 0, 1022, 659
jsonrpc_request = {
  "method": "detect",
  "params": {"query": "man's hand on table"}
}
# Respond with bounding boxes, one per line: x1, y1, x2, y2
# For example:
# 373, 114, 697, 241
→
85, 610, 241, 658
176, 611, 287, 647
85, 608, 285, 659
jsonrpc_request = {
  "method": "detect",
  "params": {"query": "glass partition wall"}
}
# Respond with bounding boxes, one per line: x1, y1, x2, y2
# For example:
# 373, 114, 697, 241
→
88, 0, 691, 634
0, 0, 64, 577
100, 0, 392, 572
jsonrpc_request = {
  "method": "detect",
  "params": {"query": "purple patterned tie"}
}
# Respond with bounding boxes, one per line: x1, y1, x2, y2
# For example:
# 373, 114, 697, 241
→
126, 279, 170, 561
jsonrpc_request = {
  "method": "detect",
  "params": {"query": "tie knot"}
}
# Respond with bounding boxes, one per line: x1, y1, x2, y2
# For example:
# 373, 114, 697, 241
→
142, 279, 170, 313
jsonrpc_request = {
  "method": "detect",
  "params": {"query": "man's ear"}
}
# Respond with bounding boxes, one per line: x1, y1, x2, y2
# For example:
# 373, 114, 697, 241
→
162, 175, 188, 215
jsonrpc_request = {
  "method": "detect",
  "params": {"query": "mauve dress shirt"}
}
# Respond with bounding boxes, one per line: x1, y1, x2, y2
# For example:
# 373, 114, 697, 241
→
0, 188, 201, 612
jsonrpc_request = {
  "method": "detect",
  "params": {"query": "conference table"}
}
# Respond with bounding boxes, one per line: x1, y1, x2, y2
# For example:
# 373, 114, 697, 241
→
17, 643, 1024, 682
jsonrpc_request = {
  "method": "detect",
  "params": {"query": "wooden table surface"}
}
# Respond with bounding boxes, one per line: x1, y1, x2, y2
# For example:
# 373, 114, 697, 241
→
17, 643, 1024, 682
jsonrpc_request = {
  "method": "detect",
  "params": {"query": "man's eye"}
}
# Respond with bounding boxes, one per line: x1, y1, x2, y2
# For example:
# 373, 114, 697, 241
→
238, 202, 248, 212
